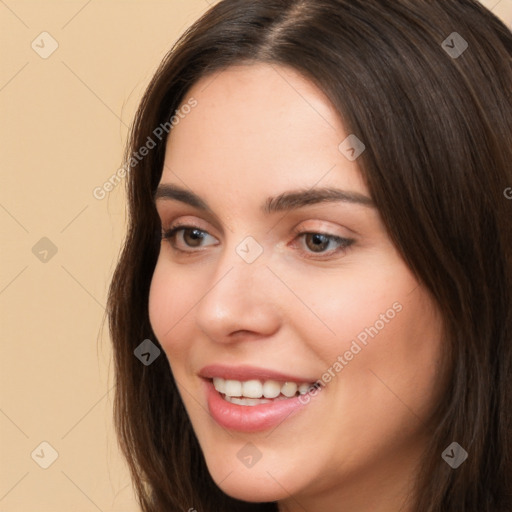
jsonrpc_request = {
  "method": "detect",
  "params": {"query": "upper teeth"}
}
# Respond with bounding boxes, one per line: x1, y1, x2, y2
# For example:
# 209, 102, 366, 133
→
213, 378, 312, 398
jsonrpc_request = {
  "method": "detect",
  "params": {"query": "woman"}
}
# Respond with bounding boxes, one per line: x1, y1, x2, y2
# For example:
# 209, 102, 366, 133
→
107, 1, 512, 510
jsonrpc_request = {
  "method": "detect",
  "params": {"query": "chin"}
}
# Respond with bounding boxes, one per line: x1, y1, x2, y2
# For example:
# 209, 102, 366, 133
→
205, 458, 295, 503
217, 479, 288, 503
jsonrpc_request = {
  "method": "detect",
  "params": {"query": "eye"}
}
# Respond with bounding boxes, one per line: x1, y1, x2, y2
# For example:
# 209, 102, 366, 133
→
293, 230, 354, 258
161, 224, 218, 252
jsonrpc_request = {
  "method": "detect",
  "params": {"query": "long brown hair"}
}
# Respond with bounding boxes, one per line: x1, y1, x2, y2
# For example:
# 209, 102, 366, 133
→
107, 1, 512, 510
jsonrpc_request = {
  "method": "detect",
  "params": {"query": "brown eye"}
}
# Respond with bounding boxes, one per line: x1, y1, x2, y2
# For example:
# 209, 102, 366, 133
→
304, 233, 331, 252
182, 228, 207, 247
294, 231, 355, 258
161, 225, 218, 252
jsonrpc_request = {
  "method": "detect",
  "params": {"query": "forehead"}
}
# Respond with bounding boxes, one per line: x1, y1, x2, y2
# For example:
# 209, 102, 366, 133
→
161, 63, 367, 201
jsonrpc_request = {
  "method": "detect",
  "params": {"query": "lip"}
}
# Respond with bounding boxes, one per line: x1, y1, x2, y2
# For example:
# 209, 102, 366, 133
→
198, 364, 316, 384
203, 379, 312, 432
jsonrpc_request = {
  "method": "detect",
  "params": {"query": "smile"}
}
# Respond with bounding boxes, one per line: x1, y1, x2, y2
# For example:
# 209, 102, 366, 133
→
213, 377, 312, 405
198, 365, 320, 432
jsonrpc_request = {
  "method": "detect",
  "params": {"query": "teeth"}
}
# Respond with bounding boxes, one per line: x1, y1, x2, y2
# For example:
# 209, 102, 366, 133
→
225, 396, 273, 406
224, 380, 242, 397
242, 380, 263, 398
212, 377, 312, 399
213, 377, 225, 394
262, 380, 281, 398
281, 381, 298, 397
298, 383, 310, 395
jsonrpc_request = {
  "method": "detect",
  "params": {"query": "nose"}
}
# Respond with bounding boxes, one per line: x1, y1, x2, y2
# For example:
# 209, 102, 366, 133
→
194, 246, 282, 344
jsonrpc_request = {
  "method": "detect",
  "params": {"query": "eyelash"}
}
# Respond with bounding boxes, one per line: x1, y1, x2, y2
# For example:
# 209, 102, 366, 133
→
161, 222, 355, 260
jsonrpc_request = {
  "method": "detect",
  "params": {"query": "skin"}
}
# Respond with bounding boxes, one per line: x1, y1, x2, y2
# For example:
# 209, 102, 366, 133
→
148, 63, 446, 512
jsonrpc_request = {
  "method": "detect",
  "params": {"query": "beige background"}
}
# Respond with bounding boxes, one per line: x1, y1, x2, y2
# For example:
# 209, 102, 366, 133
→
1, 1, 511, 511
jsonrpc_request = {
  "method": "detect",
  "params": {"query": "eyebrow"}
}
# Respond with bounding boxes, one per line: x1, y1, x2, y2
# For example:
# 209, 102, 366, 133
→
153, 183, 374, 214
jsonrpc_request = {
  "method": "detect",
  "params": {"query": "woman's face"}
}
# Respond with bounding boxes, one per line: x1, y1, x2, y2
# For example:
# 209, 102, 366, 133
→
149, 63, 445, 510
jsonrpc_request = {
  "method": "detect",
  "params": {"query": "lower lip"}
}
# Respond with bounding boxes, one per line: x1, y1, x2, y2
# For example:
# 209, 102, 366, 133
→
204, 379, 310, 432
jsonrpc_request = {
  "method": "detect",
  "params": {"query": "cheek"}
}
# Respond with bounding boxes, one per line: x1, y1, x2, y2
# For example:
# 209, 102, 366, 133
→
281, 256, 415, 362
290, 256, 444, 408
328, 280, 444, 432
148, 259, 192, 355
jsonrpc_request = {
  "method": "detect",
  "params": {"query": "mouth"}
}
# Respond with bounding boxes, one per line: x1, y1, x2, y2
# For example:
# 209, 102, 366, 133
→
199, 365, 319, 432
